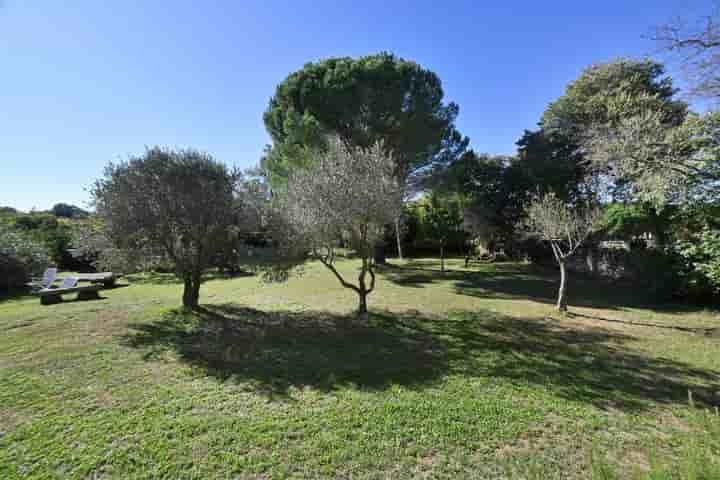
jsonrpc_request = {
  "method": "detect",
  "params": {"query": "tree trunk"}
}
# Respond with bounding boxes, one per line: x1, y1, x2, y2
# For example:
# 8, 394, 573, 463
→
358, 291, 368, 316
440, 242, 445, 273
182, 274, 201, 309
557, 260, 568, 312
395, 217, 403, 261
357, 259, 369, 318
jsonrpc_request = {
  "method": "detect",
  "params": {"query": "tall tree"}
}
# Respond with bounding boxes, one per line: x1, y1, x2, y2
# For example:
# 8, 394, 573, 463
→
278, 137, 403, 317
585, 107, 720, 206
541, 58, 686, 135
539, 58, 688, 202
653, 3, 720, 100
514, 129, 589, 202
263, 52, 468, 259
91, 147, 243, 309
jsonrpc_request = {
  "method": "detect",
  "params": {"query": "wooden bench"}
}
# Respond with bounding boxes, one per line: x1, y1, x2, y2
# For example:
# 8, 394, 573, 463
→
36, 284, 103, 305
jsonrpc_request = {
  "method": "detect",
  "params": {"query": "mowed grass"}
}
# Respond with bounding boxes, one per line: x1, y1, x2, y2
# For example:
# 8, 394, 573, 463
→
1, 259, 719, 479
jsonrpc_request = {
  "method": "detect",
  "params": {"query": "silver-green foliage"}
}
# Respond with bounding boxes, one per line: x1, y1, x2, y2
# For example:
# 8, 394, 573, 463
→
278, 136, 403, 314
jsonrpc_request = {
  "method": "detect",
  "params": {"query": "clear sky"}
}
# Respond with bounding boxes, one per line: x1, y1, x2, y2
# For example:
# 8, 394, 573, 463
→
1, 0, 713, 211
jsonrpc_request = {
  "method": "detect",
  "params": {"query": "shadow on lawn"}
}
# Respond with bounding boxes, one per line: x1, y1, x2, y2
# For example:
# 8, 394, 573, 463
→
121, 303, 719, 410
122, 304, 446, 398
0, 288, 31, 303
380, 260, 704, 314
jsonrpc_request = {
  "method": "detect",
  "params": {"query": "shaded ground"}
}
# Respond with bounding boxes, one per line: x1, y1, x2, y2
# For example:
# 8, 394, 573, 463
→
123, 303, 719, 411
123, 305, 447, 397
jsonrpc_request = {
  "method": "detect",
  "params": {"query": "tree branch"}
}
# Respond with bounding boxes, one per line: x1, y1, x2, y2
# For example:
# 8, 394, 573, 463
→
319, 256, 361, 294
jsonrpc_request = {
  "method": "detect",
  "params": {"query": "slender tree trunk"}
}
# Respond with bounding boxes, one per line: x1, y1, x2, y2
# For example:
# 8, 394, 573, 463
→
395, 217, 403, 261
440, 241, 445, 273
358, 258, 369, 317
358, 291, 368, 315
557, 260, 567, 312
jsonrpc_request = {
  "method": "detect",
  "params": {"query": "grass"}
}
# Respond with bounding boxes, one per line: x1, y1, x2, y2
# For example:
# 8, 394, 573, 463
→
0, 258, 718, 479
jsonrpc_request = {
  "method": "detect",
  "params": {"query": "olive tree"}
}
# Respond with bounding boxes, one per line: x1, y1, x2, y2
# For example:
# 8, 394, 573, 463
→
91, 147, 242, 309
584, 101, 720, 206
279, 136, 403, 316
524, 193, 601, 312
73, 215, 151, 274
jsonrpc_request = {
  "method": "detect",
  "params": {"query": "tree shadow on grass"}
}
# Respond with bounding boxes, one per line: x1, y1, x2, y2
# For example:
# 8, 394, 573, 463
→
380, 261, 706, 314
394, 310, 719, 411
121, 303, 719, 411
570, 312, 720, 335
121, 304, 447, 398
0, 288, 32, 303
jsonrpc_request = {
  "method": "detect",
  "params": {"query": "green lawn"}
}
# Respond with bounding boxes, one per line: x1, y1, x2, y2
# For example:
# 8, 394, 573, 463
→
1, 259, 719, 479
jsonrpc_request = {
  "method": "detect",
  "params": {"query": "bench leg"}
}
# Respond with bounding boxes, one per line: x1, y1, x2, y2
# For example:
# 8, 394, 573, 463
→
102, 279, 116, 288
41, 294, 62, 305
77, 290, 101, 301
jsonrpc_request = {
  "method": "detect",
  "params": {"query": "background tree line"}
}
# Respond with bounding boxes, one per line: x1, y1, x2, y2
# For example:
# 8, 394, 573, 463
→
3, 5, 720, 310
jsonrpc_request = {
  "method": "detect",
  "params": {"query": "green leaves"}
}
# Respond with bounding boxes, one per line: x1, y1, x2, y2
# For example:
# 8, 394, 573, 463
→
263, 53, 467, 188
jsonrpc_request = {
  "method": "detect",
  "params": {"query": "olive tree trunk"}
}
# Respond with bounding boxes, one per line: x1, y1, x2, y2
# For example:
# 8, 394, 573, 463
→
556, 260, 568, 312
395, 217, 403, 261
319, 255, 376, 318
182, 273, 202, 309
440, 241, 445, 273
357, 257, 375, 317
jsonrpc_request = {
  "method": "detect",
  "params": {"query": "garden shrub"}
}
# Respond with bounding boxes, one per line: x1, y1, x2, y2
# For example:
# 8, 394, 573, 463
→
0, 224, 51, 289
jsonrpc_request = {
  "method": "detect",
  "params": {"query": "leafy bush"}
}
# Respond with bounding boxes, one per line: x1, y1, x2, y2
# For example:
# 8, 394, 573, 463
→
8, 212, 81, 269
627, 246, 683, 301
0, 223, 51, 289
677, 226, 720, 298
600, 203, 672, 243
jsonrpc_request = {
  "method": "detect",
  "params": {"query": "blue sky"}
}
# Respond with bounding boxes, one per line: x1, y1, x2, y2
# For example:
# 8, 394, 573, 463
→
1, 0, 713, 211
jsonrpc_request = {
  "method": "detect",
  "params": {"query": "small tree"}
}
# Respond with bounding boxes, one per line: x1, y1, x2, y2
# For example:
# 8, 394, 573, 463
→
423, 193, 464, 272
524, 193, 601, 312
91, 147, 242, 309
279, 137, 402, 316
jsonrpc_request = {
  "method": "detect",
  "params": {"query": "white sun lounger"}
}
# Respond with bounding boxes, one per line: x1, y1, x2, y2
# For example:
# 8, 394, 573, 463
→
27, 267, 58, 290
36, 277, 102, 305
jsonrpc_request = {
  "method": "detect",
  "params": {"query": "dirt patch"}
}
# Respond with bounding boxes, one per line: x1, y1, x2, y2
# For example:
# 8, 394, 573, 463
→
0, 408, 33, 435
